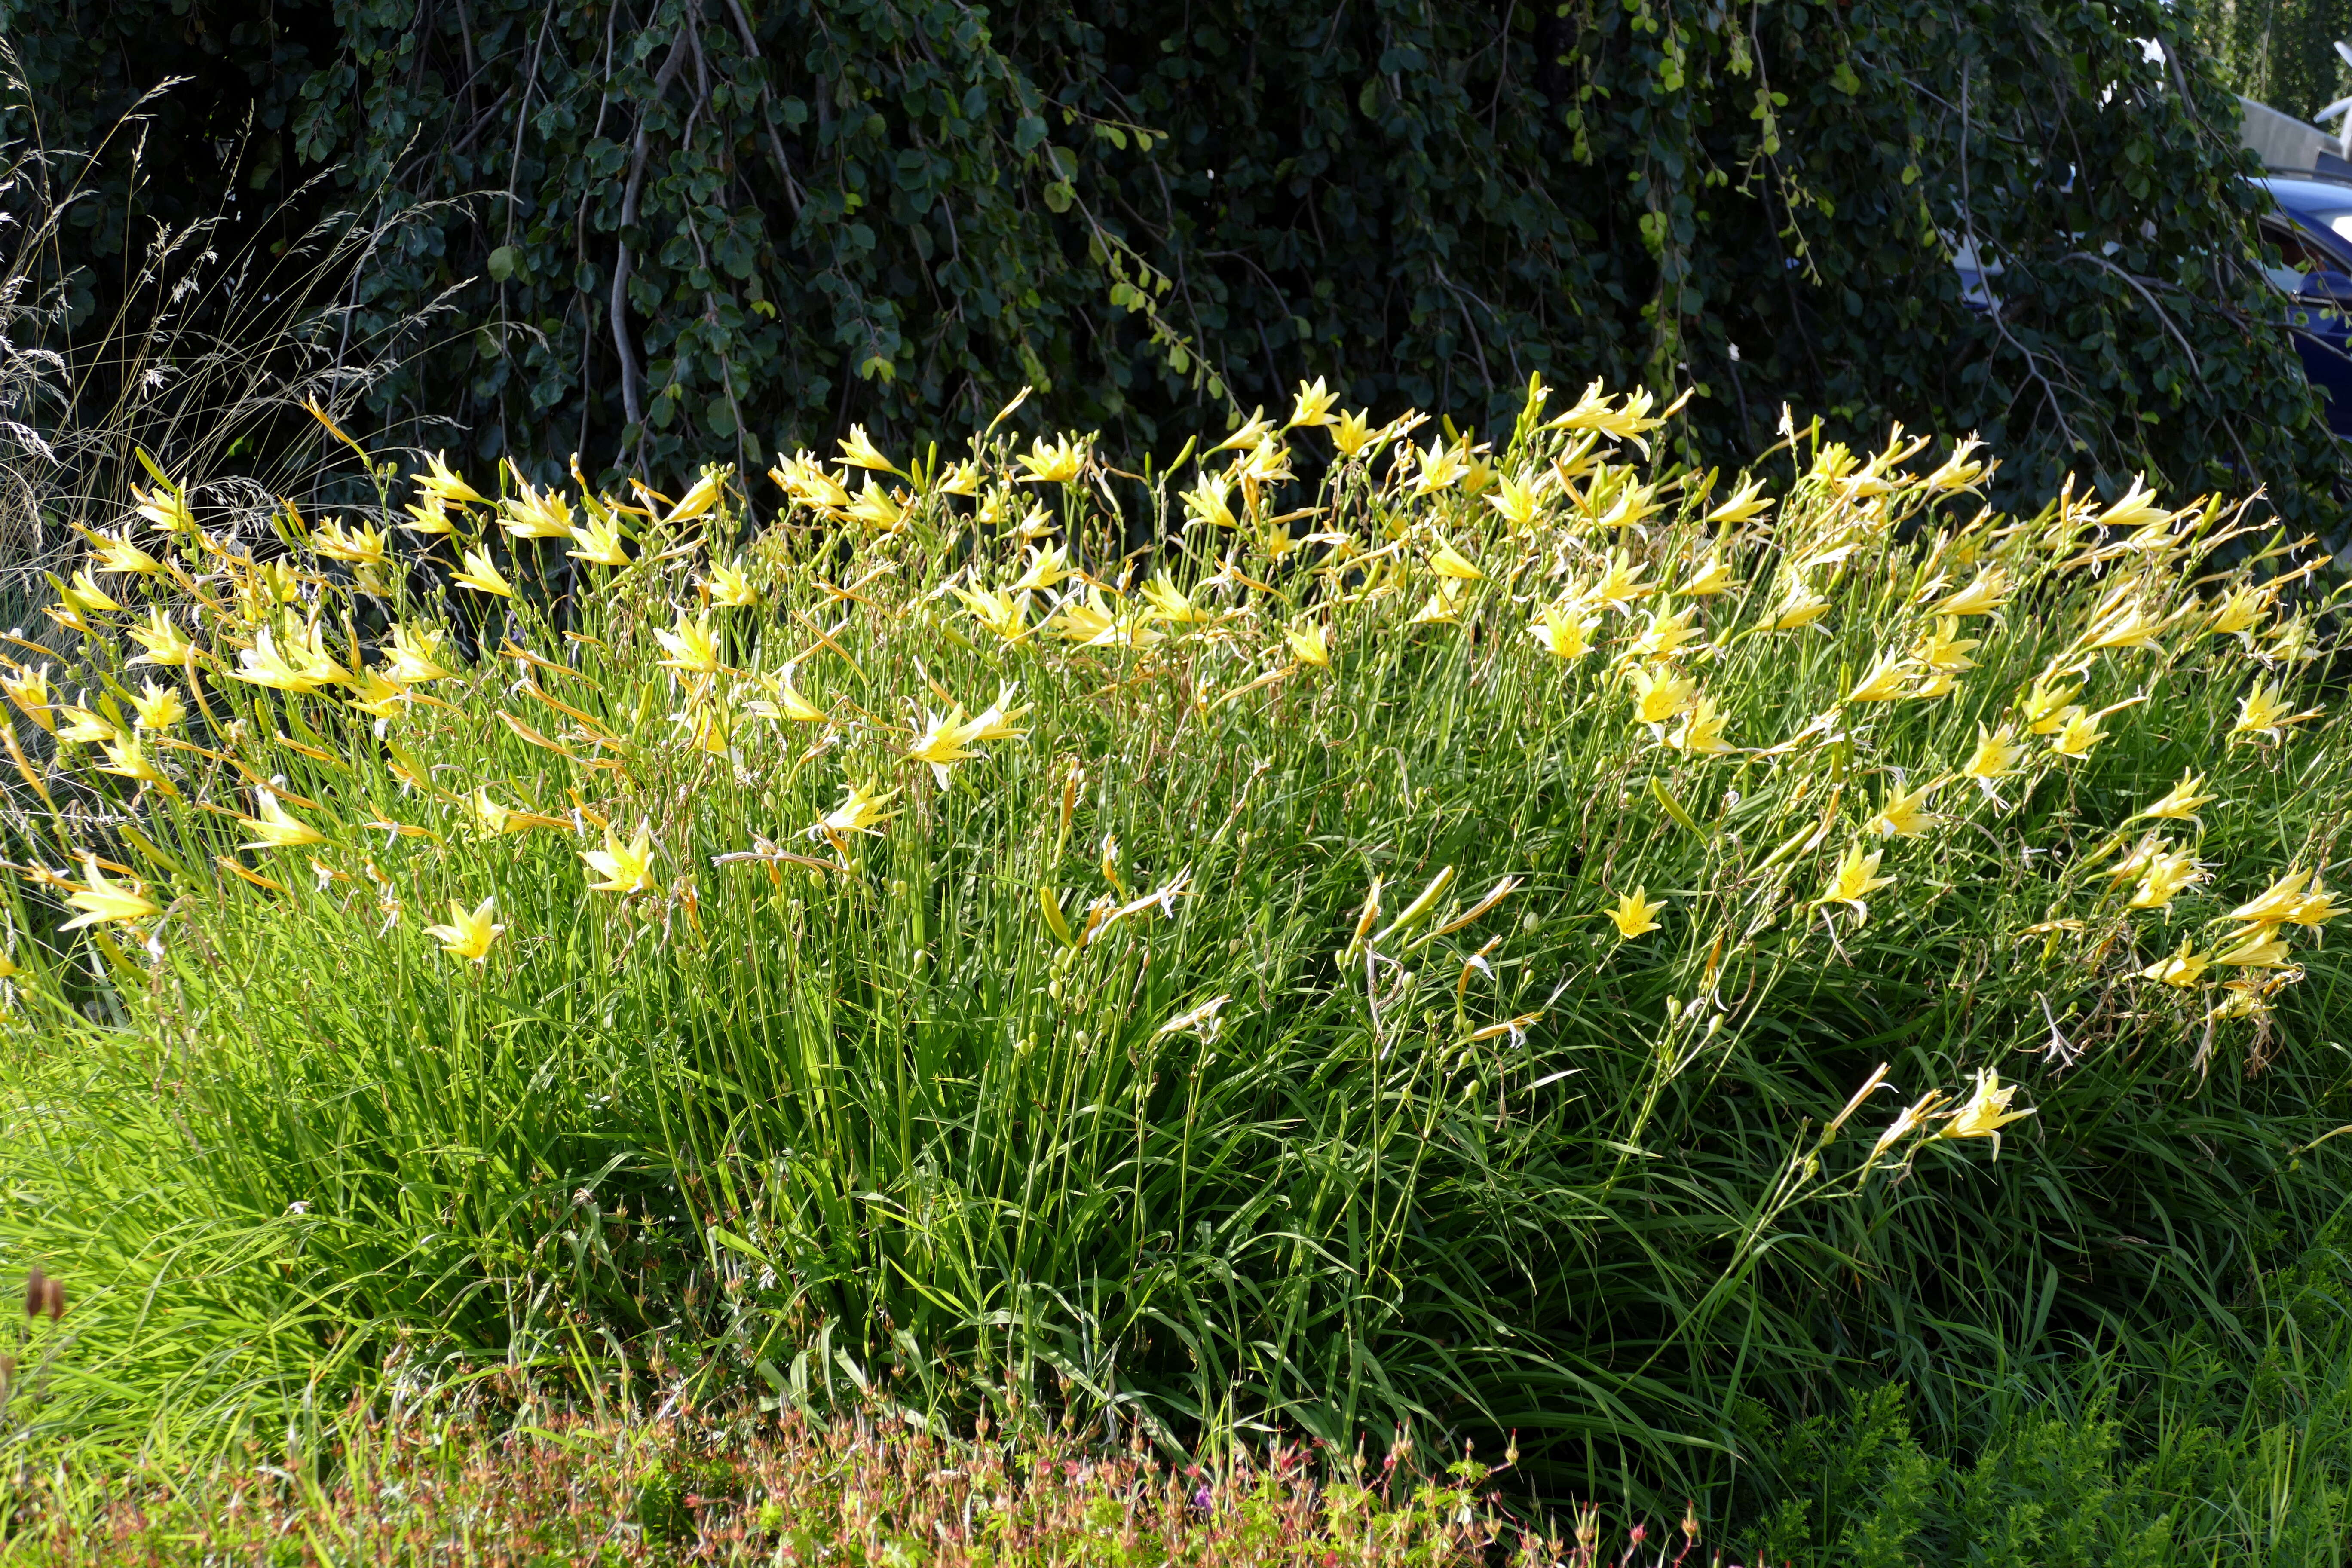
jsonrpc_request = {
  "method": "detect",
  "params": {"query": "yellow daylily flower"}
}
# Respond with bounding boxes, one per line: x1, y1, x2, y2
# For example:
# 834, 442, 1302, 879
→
128, 679, 184, 731
814, 781, 900, 846
453, 548, 514, 597
401, 495, 456, 536
1604, 887, 1665, 940
2206, 582, 2273, 640
1286, 623, 1332, 668
1933, 1070, 2035, 1159
1816, 843, 1896, 923
582, 826, 658, 893
1924, 439, 1988, 491
3, 665, 54, 731
415, 452, 489, 507
2048, 707, 2110, 760
232, 625, 349, 695
130, 480, 196, 535
2128, 848, 2203, 910
1627, 600, 1703, 662
88, 529, 162, 575
61, 856, 159, 930
1960, 724, 2025, 799
1911, 617, 1979, 674
383, 624, 456, 683
950, 584, 1034, 645
705, 562, 759, 608
1329, 409, 1380, 457
2019, 671, 2082, 735
1703, 475, 1773, 525
1629, 664, 1698, 725
239, 792, 328, 851
1141, 573, 1214, 625
126, 607, 198, 668
1677, 554, 1739, 597
1667, 696, 1736, 756
1764, 582, 1830, 631
312, 519, 389, 568
498, 473, 574, 539
1427, 541, 1483, 582
1592, 552, 1652, 606
424, 895, 505, 962
1180, 472, 1238, 530
2226, 870, 2313, 930
1866, 781, 1942, 838
2141, 938, 2210, 988
2134, 772, 2216, 823
654, 611, 723, 675
1932, 565, 2010, 617
567, 515, 631, 567
665, 466, 730, 523
909, 707, 982, 787
1014, 433, 1087, 485
1528, 601, 1596, 660
2232, 678, 2321, 743
845, 476, 904, 530
98, 735, 176, 796
1286, 377, 1338, 428
1844, 650, 1912, 703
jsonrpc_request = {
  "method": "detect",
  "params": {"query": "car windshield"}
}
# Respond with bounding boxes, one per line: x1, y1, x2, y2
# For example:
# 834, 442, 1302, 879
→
2261, 216, 2352, 293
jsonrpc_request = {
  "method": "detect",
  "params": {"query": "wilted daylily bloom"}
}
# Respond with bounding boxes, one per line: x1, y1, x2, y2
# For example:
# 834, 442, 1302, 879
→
424, 896, 505, 962
1604, 888, 1665, 940
582, 826, 657, 893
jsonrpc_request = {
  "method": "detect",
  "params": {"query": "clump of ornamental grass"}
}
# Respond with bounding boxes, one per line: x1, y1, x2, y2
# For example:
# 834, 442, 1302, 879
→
0, 377, 2346, 1508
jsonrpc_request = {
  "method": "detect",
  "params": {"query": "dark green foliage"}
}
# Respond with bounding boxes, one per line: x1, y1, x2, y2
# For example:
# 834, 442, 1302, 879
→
2195, 0, 2352, 124
3, 0, 2346, 521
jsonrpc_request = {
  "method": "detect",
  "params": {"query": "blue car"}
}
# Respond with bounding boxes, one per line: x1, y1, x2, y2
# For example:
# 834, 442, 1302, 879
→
2254, 174, 2352, 435
1954, 173, 2352, 437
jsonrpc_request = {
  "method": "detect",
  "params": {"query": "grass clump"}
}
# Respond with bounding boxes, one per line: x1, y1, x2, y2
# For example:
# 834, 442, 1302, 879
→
0, 377, 2346, 1513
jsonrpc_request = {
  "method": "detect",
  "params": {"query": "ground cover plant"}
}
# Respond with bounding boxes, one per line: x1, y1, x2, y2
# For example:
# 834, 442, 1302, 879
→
0, 377, 2348, 1534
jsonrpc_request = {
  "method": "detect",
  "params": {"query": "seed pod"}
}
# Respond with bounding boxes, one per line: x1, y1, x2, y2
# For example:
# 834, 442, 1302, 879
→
23, 1266, 42, 1319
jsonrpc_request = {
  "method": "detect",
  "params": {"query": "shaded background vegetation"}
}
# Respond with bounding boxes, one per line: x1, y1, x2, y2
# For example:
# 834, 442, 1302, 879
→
2, 0, 2348, 525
